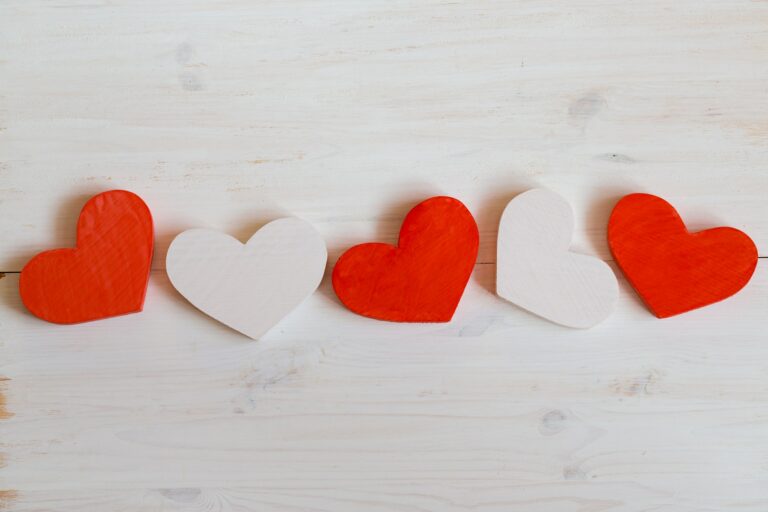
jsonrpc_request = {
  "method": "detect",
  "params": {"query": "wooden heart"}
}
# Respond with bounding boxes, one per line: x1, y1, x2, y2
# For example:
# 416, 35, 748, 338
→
19, 190, 154, 324
166, 218, 327, 339
496, 189, 618, 328
608, 193, 758, 318
332, 196, 479, 322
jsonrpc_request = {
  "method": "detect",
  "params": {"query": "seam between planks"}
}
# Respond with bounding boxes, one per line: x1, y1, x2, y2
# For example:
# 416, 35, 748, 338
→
1, 256, 767, 274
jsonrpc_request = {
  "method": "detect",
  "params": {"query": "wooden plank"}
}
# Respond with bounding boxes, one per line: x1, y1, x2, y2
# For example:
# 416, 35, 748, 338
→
1, 263, 767, 511
2, 0, 768, 271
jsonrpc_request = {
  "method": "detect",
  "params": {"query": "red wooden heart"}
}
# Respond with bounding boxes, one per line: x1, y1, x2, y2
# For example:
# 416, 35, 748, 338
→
19, 190, 154, 324
608, 193, 757, 318
332, 196, 479, 322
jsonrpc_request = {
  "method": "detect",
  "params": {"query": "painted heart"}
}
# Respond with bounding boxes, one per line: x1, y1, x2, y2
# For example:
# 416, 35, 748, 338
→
608, 193, 758, 318
332, 196, 479, 322
19, 190, 154, 324
166, 218, 327, 339
496, 189, 618, 328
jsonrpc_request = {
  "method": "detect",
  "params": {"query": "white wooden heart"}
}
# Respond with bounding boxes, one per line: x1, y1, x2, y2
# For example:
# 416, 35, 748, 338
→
166, 218, 327, 339
496, 189, 618, 328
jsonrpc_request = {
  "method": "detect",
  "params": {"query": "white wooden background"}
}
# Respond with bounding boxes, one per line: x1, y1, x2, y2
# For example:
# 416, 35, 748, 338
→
1, 1, 768, 510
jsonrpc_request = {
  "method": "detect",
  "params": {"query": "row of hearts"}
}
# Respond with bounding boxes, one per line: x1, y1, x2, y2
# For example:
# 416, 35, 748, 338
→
17, 189, 758, 338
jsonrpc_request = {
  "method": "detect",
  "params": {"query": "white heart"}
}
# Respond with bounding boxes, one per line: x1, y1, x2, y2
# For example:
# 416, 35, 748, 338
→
166, 218, 327, 339
496, 189, 618, 328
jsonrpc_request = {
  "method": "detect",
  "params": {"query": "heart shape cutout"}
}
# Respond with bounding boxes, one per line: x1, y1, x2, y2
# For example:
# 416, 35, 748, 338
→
19, 190, 154, 324
496, 189, 618, 328
332, 196, 479, 322
166, 218, 327, 339
608, 193, 758, 318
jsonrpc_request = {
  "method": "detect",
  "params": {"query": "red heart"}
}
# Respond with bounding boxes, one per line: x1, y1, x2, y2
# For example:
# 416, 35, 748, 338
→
332, 196, 479, 322
608, 193, 757, 318
19, 190, 154, 324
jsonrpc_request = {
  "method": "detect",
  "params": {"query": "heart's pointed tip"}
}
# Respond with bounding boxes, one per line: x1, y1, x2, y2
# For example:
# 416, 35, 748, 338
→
239, 329, 263, 341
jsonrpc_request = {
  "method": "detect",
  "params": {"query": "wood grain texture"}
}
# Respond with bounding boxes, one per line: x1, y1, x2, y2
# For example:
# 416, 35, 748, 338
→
166, 219, 327, 339
2, 1, 768, 510
0, 376, 11, 421
497, 189, 618, 328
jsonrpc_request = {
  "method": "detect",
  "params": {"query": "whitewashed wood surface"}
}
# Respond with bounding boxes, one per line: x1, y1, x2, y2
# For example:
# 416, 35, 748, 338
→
1, 1, 767, 510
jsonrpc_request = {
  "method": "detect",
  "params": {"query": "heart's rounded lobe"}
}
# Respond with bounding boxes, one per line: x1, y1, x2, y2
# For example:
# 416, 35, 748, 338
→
332, 196, 479, 322
608, 193, 757, 318
19, 190, 154, 324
